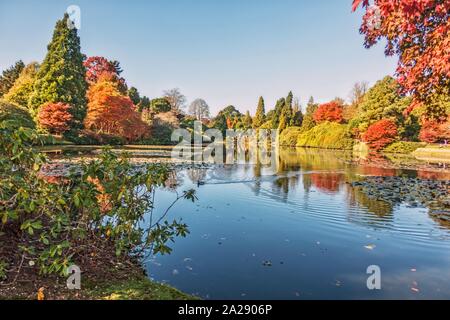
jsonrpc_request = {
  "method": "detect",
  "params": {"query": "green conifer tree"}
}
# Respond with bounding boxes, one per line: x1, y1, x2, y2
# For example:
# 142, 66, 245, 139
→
253, 96, 266, 128
29, 14, 87, 131
0, 60, 25, 97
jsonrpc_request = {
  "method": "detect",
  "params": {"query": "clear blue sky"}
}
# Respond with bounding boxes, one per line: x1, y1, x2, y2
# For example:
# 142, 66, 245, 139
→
0, 0, 396, 115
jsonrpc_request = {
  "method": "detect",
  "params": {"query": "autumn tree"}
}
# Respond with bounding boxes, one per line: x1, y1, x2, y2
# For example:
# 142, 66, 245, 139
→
163, 88, 187, 111
349, 76, 410, 134
3, 62, 39, 107
363, 119, 398, 151
188, 99, 210, 120
38, 102, 73, 135
349, 81, 369, 106
352, 0, 450, 109
313, 101, 344, 123
0, 60, 25, 97
29, 14, 87, 131
85, 73, 148, 142
419, 119, 450, 143
253, 96, 266, 128
84, 56, 123, 84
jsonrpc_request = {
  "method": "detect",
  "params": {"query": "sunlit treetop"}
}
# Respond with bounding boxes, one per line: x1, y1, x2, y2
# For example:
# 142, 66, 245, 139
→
352, 0, 450, 110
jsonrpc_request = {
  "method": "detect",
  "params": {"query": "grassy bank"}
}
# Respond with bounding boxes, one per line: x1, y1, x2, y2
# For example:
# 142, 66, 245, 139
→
86, 275, 197, 300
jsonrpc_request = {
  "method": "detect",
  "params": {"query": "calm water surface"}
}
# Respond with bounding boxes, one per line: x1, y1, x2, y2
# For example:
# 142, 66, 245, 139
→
142, 148, 450, 300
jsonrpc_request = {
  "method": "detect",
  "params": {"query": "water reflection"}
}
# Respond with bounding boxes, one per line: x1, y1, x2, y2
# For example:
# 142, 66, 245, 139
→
44, 144, 450, 298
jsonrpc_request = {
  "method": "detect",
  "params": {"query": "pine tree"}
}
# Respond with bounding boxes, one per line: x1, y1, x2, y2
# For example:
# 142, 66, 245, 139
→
272, 98, 285, 129
281, 91, 294, 127
3, 62, 39, 107
127, 87, 141, 105
253, 96, 266, 128
29, 14, 87, 131
291, 97, 303, 126
301, 96, 318, 132
0, 60, 25, 97
243, 111, 253, 129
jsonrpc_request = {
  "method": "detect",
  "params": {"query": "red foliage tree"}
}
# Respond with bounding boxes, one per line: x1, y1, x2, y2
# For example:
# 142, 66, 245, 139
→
38, 102, 73, 135
363, 119, 398, 151
419, 119, 450, 143
84, 56, 127, 92
84, 73, 148, 142
313, 101, 344, 123
352, 0, 450, 109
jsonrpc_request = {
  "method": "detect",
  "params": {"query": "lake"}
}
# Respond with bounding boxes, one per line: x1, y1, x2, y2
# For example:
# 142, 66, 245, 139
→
137, 147, 450, 300
43, 145, 450, 299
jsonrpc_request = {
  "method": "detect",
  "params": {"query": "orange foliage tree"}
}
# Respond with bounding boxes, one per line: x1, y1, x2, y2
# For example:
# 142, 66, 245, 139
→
352, 0, 450, 108
84, 73, 149, 142
37, 102, 73, 135
363, 119, 398, 151
313, 101, 344, 123
419, 119, 450, 143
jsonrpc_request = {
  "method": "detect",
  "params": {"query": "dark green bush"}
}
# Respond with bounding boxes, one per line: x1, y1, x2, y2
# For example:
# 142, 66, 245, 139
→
383, 141, 426, 154
0, 99, 35, 129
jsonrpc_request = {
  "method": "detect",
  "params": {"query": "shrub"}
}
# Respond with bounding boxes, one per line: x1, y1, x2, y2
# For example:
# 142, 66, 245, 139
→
279, 126, 303, 146
313, 101, 343, 123
363, 119, 398, 151
0, 121, 196, 277
296, 122, 354, 150
0, 99, 35, 129
383, 141, 426, 154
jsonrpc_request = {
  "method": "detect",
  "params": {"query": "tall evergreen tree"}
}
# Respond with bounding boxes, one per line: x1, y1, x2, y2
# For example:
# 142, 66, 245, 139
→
127, 87, 141, 105
0, 60, 25, 97
253, 96, 266, 128
291, 97, 304, 126
30, 14, 87, 130
281, 91, 294, 126
272, 98, 285, 129
301, 96, 319, 132
243, 110, 253, 129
